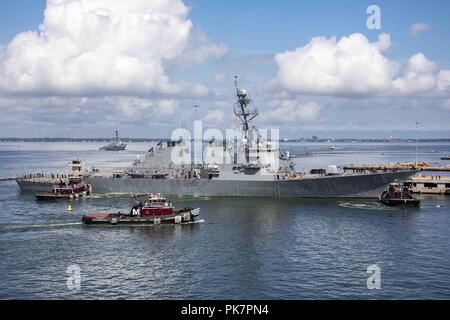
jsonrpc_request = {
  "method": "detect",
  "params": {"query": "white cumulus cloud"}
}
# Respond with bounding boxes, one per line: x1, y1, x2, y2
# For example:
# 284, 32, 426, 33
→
393, 53, 437, 95
274, 33, 450, 98
437, 70, 450, 93
410, 23, 431, 35
274, 33, 398, 97
0, 0, 226, 97
261, 100, 323, 124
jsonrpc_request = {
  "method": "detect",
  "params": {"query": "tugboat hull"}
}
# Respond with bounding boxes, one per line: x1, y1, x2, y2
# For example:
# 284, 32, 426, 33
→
379, 198, 420, 207
82, 208, 200, 225
35, 193, 86, 200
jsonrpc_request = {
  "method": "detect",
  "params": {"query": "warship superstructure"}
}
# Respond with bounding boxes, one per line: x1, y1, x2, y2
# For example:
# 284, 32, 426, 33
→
100, 130, 127, 151
17, 77, 417, 197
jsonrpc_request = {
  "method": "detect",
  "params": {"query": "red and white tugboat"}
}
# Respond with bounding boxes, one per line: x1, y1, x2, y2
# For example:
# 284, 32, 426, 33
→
36, 178, 92, 200
82, 193, 200, 225
379, 182, 420, 207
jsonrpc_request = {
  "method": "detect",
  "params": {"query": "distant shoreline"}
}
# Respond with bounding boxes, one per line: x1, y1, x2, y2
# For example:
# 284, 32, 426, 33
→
1, 138, 450, 143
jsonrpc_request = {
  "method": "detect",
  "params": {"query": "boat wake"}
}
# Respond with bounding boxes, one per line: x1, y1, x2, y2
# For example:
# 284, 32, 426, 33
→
0, 218, 206, 232
0, 219, 205, 232
338, 201, 396, 211
88, 193, 148, 199
0, 222, 83, 232
82, 219, 205, 227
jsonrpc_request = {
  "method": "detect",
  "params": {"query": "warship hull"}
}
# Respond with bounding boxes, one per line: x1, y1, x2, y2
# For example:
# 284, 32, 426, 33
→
16, 179, 57, 192
78, 170, 415, 198
17, 171, 416, 198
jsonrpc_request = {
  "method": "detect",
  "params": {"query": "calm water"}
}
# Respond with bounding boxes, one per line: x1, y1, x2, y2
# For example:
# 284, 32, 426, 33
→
0, 142, 449, 299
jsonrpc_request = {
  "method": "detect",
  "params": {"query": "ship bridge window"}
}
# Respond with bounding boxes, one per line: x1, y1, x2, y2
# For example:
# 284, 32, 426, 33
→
445, 183, 450, 188
424, 183, 437, 188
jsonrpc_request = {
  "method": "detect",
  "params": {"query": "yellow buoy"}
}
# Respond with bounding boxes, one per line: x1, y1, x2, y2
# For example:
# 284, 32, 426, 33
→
67, 204, 73, 212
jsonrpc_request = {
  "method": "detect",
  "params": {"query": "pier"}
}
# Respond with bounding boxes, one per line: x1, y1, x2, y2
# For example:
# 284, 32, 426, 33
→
406, 175, 450, 194
343, 162, 450, 172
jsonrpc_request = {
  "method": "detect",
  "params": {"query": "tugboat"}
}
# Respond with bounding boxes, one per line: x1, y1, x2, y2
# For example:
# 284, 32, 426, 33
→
35, 179, 92, 200
379, 182, 420, 207
82, 193, 200, 225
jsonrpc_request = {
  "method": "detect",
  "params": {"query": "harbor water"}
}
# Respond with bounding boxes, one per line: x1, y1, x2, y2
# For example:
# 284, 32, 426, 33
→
0, 142, 449, 299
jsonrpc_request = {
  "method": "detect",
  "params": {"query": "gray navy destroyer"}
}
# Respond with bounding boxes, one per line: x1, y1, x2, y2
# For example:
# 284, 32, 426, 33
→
17, 77, 417, 197
99, 130, 127, 151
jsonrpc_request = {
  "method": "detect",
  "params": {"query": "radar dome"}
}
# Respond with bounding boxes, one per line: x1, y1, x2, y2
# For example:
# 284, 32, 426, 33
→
239, 89, 247, 96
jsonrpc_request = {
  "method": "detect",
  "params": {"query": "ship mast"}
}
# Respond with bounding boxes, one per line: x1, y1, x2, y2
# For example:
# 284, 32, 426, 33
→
234, 76, 258, 164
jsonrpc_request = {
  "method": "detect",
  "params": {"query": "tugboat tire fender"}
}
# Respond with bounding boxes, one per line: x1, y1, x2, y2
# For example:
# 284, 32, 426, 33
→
174, 216, 182, 224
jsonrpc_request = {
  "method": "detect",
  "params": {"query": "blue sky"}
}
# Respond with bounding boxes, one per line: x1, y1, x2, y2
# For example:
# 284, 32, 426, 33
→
186, 0, 450, 61
0, 1, 45, 43
0, 0, 449, 138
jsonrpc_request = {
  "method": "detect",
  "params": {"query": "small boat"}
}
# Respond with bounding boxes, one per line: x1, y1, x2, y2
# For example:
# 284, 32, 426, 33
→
82, 193, 200, 225
36, 179, 92, 200
379, 182, 420, 207
441, 156, 450, 160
